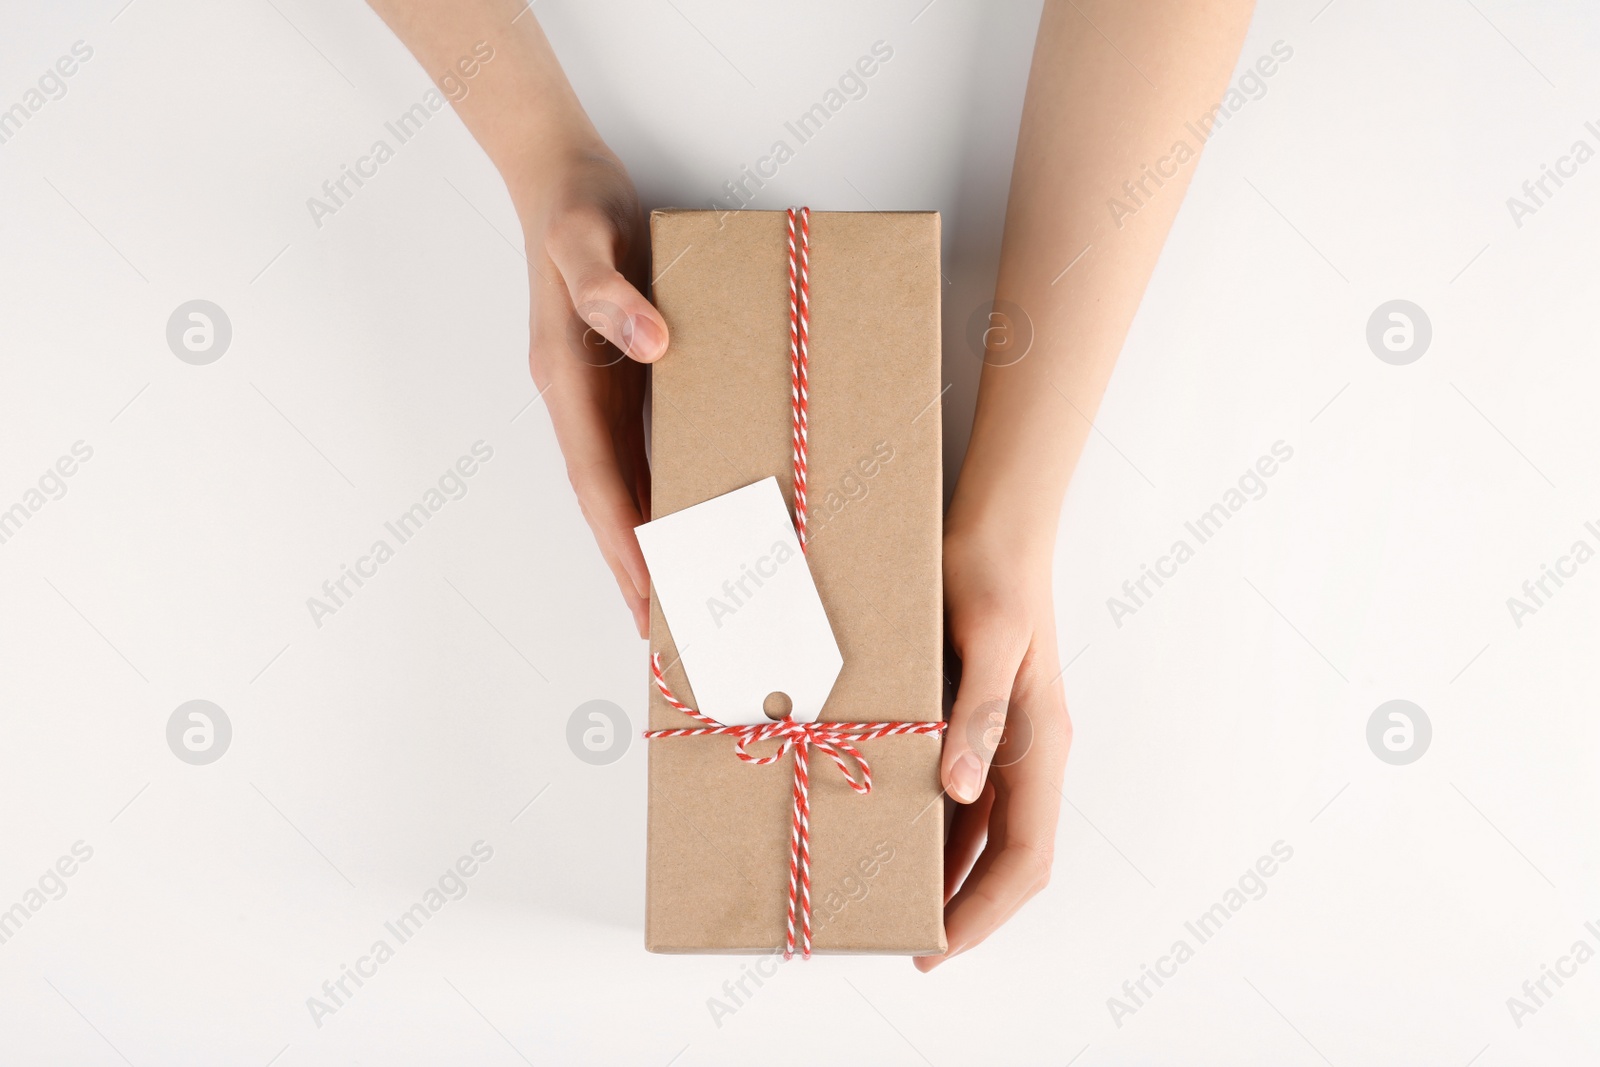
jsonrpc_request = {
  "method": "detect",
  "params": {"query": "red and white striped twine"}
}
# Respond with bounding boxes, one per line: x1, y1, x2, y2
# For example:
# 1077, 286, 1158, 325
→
786, 206, 811, 552
643, 208, 945, 959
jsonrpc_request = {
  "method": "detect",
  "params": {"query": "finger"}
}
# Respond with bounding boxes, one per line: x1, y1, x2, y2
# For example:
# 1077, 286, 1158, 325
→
571, 461, 650, 638
631, 436, 652, 524
942, 619, 1028, 803
537, 350, 652, 637
917, 774, 1059, 972
545, 208, 669, 363
943, 779, 995, 903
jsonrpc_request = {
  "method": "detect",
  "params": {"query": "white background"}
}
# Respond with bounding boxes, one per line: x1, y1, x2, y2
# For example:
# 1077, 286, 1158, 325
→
2, 0, 1599, 1063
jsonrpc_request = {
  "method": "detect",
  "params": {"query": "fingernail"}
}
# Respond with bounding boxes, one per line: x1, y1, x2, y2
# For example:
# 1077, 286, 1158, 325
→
950, 752, 982, 803
624, 315, 665, 361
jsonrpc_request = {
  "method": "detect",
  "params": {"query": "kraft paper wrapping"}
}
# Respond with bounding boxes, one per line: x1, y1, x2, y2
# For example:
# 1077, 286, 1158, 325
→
645, 209, 946, 954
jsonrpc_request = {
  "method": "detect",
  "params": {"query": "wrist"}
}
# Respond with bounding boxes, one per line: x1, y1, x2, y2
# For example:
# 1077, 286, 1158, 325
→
944, 492, 1057, 583
505, 132, 618, 219
947, 460, 1062, 571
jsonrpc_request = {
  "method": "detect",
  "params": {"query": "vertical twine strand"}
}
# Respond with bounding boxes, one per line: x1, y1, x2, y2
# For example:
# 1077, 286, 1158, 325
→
785, 207, 811, 551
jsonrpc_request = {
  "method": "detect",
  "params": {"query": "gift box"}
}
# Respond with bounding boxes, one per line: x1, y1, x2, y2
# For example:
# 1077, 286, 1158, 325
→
644, 208, 946, 955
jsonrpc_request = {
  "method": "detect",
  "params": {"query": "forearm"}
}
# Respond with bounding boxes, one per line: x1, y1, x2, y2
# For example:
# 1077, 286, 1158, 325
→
365, 0, 604, 204
950, 0, 1255, 562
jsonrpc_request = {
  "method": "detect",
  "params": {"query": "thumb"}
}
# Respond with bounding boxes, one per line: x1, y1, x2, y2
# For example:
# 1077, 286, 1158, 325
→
545, 208, 669, 363
944, 622, 1028, 804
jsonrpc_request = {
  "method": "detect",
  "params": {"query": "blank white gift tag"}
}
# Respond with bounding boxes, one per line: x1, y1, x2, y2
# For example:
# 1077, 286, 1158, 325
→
636, 477, 843, 726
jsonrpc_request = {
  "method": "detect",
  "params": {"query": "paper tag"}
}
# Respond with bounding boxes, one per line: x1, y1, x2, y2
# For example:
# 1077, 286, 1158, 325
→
636, 477, 843, 726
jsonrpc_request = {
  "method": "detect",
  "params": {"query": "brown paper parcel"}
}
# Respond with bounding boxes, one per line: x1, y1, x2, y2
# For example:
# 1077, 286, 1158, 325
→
645, 209, 946, 955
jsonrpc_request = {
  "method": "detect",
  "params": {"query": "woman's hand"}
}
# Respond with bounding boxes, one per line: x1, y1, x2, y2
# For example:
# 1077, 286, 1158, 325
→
365, 0, 667, 637
917, 523, 1071, 971
916, 0, 1254, 969
514, 148, 665, 637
